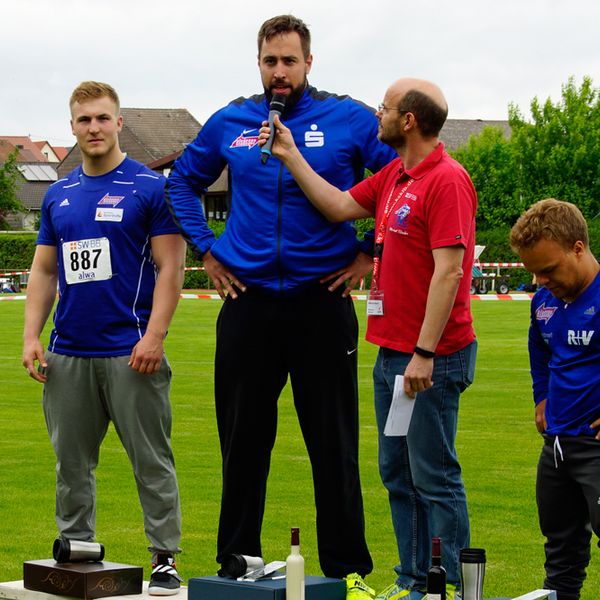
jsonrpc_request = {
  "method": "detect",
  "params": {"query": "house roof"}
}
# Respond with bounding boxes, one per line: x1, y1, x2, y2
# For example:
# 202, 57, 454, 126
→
0, 139, 41, 163
1, 163, 57, 211
58, 107, 201, 177
52, 147, 69, 161
207, 167, 228, 194
0, 136, 48, 161
24, 115, 509, 210
14, 176, 54, 210
32, 141, 70, 162
146, 151, 183, 171
0, 140, 20, 162
440, 119, 510, 151
120, 108, 201, 160
18, 163, 58, 182
146, 151, 227, 194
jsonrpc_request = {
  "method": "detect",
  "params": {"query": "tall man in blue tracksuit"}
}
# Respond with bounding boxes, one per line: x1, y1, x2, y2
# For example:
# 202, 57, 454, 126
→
510, 199, 600, 600
166, 14, 395, 596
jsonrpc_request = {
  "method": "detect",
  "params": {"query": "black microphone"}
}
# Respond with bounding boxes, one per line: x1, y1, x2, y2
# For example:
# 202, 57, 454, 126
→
260, 94, 286, 164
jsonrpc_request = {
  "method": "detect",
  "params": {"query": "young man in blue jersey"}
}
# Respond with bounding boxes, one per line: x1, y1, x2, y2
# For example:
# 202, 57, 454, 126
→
166, 14, 395, 598
22, 81, 186, 595
510, 199, 600, 600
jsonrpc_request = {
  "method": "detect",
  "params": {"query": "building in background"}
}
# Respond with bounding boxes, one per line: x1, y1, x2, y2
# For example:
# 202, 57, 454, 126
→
2, 116, 509, 230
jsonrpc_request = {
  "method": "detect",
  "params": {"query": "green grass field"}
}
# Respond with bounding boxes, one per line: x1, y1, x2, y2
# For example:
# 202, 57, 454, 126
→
0, 297, 598, 598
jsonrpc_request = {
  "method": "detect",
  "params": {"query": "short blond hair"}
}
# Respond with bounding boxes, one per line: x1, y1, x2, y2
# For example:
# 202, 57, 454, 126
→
510, 198, 589, 252
69, 81, 120, 114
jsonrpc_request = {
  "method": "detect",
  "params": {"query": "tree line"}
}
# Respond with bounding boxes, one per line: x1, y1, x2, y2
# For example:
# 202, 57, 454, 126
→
450, 76, 600, 231
2, 76, 599, 262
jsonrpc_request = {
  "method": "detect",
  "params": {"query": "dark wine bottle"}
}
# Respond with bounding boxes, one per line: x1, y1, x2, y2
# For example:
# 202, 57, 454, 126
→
426, 537, 447, 600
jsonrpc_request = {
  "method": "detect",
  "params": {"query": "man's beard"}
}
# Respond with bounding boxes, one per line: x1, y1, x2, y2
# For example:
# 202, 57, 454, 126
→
265, 78, 308, 114
379, 126, 406, 150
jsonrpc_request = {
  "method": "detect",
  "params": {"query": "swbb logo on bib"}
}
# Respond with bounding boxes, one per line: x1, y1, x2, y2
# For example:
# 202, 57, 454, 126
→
62, 237, 112, 284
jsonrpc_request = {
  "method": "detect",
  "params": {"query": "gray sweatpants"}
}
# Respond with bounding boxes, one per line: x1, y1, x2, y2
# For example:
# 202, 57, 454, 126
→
43, 351, 181, 554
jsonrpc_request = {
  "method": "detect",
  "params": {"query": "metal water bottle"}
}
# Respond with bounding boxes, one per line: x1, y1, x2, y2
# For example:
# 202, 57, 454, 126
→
459, 548, 486, 600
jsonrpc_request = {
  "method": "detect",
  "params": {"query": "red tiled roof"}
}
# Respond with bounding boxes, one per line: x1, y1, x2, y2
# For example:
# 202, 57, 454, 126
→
0, 136, 48, 161
52, 147, 69, 161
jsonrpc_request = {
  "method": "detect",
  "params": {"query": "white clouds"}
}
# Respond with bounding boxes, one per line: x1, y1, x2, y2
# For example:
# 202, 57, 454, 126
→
1, 0, 599, 144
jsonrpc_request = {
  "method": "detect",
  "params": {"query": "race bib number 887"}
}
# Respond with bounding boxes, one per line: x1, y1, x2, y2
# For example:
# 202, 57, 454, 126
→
62, 237, 112, 284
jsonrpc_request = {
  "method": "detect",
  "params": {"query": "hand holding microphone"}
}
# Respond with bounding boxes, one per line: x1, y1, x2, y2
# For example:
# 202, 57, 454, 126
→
260, 94, 287, 164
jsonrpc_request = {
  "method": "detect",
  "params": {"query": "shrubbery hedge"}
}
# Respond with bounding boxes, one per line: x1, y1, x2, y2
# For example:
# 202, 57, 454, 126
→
0, 233, 37, 272
4, 220, 600, 291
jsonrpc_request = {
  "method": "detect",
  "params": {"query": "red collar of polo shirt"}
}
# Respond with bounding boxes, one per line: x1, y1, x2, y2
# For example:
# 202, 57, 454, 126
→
396, 141, 446, 182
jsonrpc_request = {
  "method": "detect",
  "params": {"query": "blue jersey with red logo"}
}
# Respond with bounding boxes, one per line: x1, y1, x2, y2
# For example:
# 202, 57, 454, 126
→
37, 157, 179, 357
529, 272, 600, 436
165, 86, 396, 293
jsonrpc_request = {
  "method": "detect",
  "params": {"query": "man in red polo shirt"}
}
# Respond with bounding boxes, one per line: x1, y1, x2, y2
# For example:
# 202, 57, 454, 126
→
259, 78, 477, 600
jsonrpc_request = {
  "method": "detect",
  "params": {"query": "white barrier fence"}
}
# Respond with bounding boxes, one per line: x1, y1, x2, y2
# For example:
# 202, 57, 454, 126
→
1, 264, 533, 302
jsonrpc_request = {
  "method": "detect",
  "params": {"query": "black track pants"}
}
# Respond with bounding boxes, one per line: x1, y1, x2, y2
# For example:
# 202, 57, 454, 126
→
537, 435, 600, 600
214, 284, 372, 578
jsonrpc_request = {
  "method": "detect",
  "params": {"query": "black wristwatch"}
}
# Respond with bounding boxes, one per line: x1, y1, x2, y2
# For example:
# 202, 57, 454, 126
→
413, 345, 435, 359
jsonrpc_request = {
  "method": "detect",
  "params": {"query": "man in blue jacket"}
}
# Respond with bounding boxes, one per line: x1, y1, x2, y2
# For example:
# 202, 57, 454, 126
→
510, 199, 600, 600
166, 14, 394, 597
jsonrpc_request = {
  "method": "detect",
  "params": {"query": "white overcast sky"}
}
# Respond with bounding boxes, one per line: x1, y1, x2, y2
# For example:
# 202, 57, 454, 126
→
1, 0, 598, 146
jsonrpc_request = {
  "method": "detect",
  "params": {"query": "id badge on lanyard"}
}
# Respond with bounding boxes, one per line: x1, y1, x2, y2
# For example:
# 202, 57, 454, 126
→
367, 289, 385, 316
368, 178, 414, 317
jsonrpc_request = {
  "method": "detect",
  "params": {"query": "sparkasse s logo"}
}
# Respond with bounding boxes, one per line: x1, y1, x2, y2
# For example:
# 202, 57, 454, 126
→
305, 124, 324, 147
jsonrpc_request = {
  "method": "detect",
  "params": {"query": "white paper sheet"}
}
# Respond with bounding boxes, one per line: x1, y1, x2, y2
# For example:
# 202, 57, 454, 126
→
383, 375, 416, 436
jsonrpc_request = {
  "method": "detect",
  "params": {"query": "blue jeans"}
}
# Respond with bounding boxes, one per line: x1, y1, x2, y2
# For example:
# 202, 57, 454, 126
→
373, 341, 477, 590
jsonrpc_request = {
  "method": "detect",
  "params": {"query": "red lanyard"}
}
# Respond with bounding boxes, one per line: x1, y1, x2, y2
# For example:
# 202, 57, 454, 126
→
372, 177, 414, 289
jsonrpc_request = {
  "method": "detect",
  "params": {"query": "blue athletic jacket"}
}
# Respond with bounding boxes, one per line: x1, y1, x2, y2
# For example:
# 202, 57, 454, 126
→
166, 86, 396, 294
529, 273, 600, 436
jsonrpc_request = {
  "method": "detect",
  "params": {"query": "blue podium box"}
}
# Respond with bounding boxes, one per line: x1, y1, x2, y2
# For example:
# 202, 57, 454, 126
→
188, 575, 346, 600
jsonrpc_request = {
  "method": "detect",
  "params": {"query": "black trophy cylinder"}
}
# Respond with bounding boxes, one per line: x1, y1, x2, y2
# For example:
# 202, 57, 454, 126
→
53, 539, 105, 563
219, 554, 264, 578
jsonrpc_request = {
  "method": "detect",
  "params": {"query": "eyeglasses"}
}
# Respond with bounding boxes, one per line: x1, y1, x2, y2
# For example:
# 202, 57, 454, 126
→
377, 103, 408, 114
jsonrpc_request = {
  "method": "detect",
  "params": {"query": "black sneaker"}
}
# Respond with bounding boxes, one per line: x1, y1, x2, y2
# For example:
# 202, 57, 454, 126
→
149, 554, 183, 596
